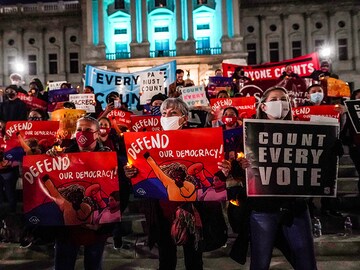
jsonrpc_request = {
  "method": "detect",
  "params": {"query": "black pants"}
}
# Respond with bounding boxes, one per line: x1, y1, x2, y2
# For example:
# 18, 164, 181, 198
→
157, 216, 203, 270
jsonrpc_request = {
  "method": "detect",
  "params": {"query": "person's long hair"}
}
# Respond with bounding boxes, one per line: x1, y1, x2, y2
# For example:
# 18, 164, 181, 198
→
256, 86, 293, 120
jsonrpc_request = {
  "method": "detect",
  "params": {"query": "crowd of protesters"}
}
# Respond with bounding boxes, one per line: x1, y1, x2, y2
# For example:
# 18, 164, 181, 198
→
0, 62, 358, 270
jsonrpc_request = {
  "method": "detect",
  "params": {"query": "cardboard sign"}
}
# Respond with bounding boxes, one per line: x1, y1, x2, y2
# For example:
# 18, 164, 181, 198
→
139, 71, 165, 105
292, 105, 340, 121
69, 94, 96, 113
22, 152, 120, 226
131, 115, 162, 132
344, 100, 360, 133
222, 52, 320, 79
48, 88, 78, 112
48, 81, 67, 91
181, 85, 208, 107
17, 93, 48, 111
107, 109, 132, 129
244, 119, 339, 197
50, 109, 86, 140
4, 121, 59, 161
124, 128, 226, 201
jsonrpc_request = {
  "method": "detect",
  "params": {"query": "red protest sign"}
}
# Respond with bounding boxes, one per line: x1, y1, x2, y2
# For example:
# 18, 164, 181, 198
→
124, 127, 225, 201
131, 115, 162, 132
17, 93, 48, 111
292, 105, 340, 121
222, 52, 320, 80
107, 109, 132, 129
210, 96, 256, 121
22, 152, 119, 226
4, 121, 59, 160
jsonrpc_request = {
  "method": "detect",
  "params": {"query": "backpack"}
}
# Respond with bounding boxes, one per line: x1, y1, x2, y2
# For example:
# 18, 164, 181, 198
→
171, 203, 203, 250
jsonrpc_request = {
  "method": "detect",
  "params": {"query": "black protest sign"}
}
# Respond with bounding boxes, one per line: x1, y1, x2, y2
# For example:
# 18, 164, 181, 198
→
244, 119, 339, 197
344, 100, 360, 134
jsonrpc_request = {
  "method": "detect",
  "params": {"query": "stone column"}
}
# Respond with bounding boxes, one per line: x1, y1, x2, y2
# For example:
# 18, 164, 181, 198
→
39, 28, 46, 82
130, 0, 137, 43
176, 0, 183, 41
232, 0, 240, 37
259, 15, 267, 63
86, 0, 93, 45
221, 0, 231, 53
351, 10, 360, 70
187, 0, 194, 40
282, 14, 290, 59
141, 0, 148, 42
60, 27, 66, 79
304, 13, 312, 53
97, 0, 104, 45
328, 11, 336, 54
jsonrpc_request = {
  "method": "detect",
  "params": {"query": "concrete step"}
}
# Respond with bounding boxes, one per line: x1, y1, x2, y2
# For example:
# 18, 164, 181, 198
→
338, 165, 359, 178
337, 177, 359, 194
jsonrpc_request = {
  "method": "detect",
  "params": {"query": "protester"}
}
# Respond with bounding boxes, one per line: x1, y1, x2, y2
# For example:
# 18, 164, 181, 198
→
29, 78, 47, 102
124, 98, 230, 270
0, 85, 27, 122
216, 90, 230, 99
279, 64, 300, 80
168, 69, 194, 98
238, 86, 317, 270
9, 73, 27, 96
215, 68, 223, 77
310, 60, 339, 82
28, 108, 49, 121
46, 116, 113, 270
231, 67, 251, 95
83, 85, 103, 118
340, 88, 360, 193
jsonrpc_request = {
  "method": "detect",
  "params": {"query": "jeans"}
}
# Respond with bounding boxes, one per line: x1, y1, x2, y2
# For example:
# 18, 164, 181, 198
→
54, 239, 106, 270
250, 209, 317, 270
0, 168, 19, 212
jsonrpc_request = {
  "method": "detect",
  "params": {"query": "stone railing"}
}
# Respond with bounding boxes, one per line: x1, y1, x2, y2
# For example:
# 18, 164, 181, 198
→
0, 1, 80, 14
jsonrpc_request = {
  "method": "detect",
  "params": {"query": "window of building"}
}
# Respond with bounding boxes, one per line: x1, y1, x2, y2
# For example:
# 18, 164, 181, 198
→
197, 37, 210, 48
247, 43, 257, 65
269, 42, 279, 62
49, 37, 56, 43
269, 25, 277, 31
247, 26, 254, 33
115, 0, 125, 9
28, 38, 35, 45
8, 39, 14, 46
154, 26, 169, 33
114, 29, 127, 35
116, 42, 128, 52
155, 0, 166, 7
28, 55, 37, 75
292, 41, 302, 58
155, 39, 169, 56
338, 38, 348, 61
315, 22, 323, 29
197, 24, 210, 30
338, 21, 346, 28
49, 53, 58, 74
69, 52, 79, 74
7, 56, 15, 75
197, 0, 208, 4
292, 23, 300, 30
314, 39, 325, 52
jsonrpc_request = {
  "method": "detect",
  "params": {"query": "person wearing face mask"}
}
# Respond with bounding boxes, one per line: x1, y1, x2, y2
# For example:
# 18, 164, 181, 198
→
124, 98, 231, 270
45, 116, 114, 270
149, 93, 167, 116
237, 87, 317, 270
303, 84, 325, 106
0, 85, 27, 122
27, 108, 49, 121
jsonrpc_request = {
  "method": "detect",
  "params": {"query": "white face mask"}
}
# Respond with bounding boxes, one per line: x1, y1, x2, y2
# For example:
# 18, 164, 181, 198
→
161, 116, 184, 130
310, 92, 324, 104
263, 100, 290, 119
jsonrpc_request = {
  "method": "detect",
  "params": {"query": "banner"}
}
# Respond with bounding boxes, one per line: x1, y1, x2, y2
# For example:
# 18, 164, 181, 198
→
48, 88, 78, 112
48, 81, 67, 91
4, 121, 59, 161
244, 119, 339, 197
107, 109, 132, 130
17, 93, 48, 111
181, 85, 209, 107
344, 100, 360, 133
22, 152, 119, 226
85, 61, 176, 109
139, 71, 165, 105
69, 94, 96, 113
124, 128, 225, 201
131, 115, 162, 132
50, 109, 86, 140
207, 77, 233, 98
222, 52, 320, 80
210, 96, 256, 121
292, 105, 340, 121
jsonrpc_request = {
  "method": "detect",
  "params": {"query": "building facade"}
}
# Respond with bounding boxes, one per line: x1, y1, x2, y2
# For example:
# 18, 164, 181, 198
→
0, 0, 359, 89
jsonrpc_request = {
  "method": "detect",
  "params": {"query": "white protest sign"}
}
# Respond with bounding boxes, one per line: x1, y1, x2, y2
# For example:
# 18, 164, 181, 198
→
69, 94, 96, 112
181, 85, 209, 107
48, 81, 67, 91
139, 71, 165, 105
